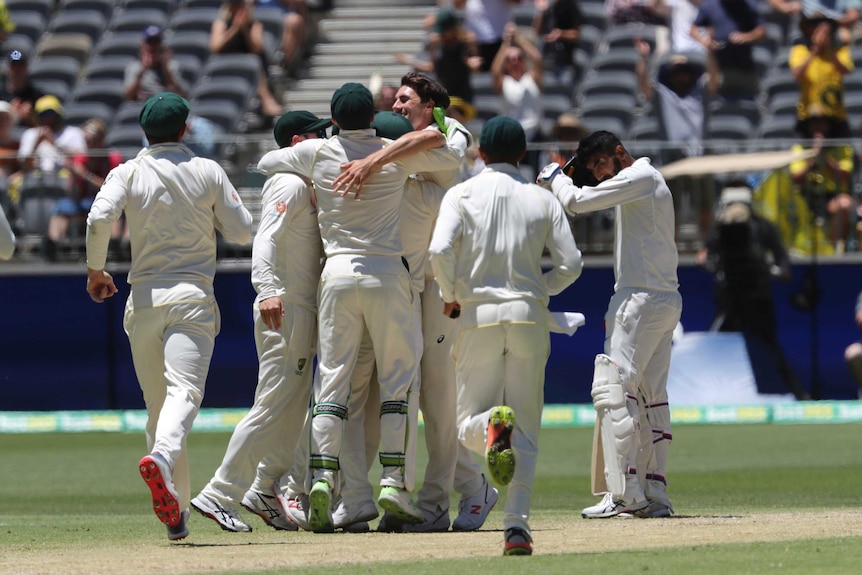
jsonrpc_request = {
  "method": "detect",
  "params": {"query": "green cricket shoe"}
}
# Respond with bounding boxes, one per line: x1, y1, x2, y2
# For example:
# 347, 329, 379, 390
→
486, 406, 516, 486
377, 486, 423, 525
308, 480, 334, 533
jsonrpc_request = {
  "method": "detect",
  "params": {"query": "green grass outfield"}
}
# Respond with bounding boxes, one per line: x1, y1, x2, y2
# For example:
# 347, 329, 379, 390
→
2, 424, 862, 574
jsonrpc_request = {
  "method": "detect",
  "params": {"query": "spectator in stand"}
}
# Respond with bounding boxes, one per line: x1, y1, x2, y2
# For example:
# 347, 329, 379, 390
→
50, 118, 125, 257
668, 0, 706, 54
533, 0, 582, 86
0, 50, 44, 128
255, 0, 309, 74
17, 96, 86, 260
769, 0, 860, 44
453, 0, 519, 72
635, 39, 713, 159
608, 0, 671, 55
124, 26, 189, 102
789, 104, 854, 253
0, 1, 14, 46
396, 9, 483, 104
490, 22, 544, 175
845, 290, 862, 398
0, 100, 18, 179
690, 0, 765, 101
790, 15, 853, 138
211, 0, 284, 118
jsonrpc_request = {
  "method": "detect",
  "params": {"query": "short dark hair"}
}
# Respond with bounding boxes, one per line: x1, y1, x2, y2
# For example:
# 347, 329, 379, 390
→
146, 130, 184, 144
400, 72, 450, 110
575, 130, 624, 170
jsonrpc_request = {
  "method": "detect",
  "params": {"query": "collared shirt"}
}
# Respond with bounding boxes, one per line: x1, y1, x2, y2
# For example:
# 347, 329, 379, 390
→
429, 162, 583, 308
252, 171, 323, 312
551, 157, 679, 293
86, 142, 253, 305
257, 129, 460, 258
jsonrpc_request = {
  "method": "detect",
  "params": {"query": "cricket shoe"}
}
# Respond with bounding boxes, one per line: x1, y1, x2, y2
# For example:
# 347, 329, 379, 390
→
452, 474, 499, 531
191, 493, 253, 532
403, 505, 450, 532
486, 406, 516, 486
308, 480, 334, 533
503, 527, 533, 556
377, 486, 423, 525
333, 499, 379, 532
242, 490, 298, 531
633, 499, 673, 518
167, 509, 190, 541
139, 453, 182, 528
376, 511, 405, 533
581, 492, 648, 519
280, 492, 311, 532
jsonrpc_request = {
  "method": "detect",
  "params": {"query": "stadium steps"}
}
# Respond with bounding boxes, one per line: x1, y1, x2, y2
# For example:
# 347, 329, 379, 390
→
282, 0, 433, 115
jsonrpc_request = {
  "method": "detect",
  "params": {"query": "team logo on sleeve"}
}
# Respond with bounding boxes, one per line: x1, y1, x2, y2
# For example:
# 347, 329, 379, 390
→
231, 191, 240, 203
295, 358, 307, 375
276, 201, 287, 214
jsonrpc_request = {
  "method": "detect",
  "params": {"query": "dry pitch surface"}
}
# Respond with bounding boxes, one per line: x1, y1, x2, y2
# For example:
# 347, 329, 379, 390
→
7, 510, 862, 575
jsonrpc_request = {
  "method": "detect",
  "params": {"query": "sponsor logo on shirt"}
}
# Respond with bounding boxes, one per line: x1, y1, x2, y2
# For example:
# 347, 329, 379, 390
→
295, 357, 307, 375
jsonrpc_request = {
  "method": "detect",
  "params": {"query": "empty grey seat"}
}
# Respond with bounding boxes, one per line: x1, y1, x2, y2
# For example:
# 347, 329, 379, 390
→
580, 2, 608, 31
760, 69, 799, 102
580, 115, 627, 137
758, 114, 797, 142
577, 70, 638, 103
6, 11, 47, 44
105, 124, 146, 156
6, 0, 54, 21
603, 24, 656, 52
83, 56, 132, 82
93, 32, 143, 59
201, 53, 260, 87
123, 0, 175, 13
61, 0, 115, 20
28, 56, 82, 93
190, 78, 255, 114
473, 94, 502, 120
63, 101, 115, 126
579, 93, 638, 127
4, 33, 35, 56
709, 99, 761, 127
169, 8, 220, 34
112, 101, 145, 127
110, 9, 169, 33
69, 79, 126, 110
767, 91, 800, 118
31, 79, 71, 103
166, 31, 212, 68
627, 115, 661, 140
47, 10, 108, 44
193, 100, 242, 133
542, 93, 574, 120
34, 33, 93, 66
589, 49, 641, 74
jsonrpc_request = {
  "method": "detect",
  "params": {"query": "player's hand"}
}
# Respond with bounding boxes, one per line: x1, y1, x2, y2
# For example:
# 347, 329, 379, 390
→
443, 301, 460, 318
333, 157, 376, 198
856, 311, 862, 329
258, 296, 284, 331
536, 162, 561, 189
86, 268, 118, 303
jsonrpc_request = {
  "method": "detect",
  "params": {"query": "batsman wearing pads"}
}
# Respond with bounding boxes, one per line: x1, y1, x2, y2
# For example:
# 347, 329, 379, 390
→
191, 111, 328, 533
538, 130, 682, 519
257, 82, 461, 532
85, 93, 253, 541
429, 117, 582, 555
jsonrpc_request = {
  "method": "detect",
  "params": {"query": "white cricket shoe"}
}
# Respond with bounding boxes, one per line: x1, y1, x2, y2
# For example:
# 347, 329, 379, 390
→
191, 493, 253, 532
333, 499, 379, 531
403, 505, 450, 532
280, 493, 311, 531
581, 492, 648, 519
242, 490, 298, 531
377, 486, 423, 524
452, 475, 499, 531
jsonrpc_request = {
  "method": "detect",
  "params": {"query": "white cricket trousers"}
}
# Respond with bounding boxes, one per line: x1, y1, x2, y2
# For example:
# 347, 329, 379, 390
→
417, 278, 483, 513
453, 308, 549, 534
605, 288, 682, 504
311, 254, 419, 493
199, 303, 316, 506
124, 297, 220, 512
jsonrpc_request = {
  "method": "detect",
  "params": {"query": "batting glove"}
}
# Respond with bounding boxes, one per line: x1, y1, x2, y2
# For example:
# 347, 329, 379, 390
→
536, 162, 561, 190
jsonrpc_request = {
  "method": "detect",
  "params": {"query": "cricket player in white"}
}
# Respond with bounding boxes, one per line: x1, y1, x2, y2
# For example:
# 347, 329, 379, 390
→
334, 73, 498, 532
256, 82, 460, 532
85, 93, 253, 541
538, 130, 683, 519
429, 116, 583, 555
190, 112, 328, 533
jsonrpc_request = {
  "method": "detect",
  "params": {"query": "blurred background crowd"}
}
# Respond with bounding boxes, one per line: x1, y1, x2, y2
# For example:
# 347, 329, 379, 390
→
0, 0, 861, 264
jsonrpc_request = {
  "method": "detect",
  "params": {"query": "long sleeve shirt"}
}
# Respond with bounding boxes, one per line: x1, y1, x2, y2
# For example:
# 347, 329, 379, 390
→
251, 172, 323, 312
257, 129, 460, 258
86, 142, 253, 305
429, 163, 582, 310
550, 156, 679, 293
